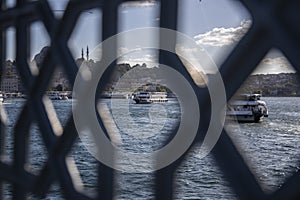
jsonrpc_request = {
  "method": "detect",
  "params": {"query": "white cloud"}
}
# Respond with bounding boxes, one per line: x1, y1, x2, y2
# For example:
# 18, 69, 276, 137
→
262, 57, 291, 66
120, 1, 158, 7
176, 45, 216, 74
194, 20, 251, 47
117, 47, 129, 55
193, 22, 297, 74
254, 56, 296, 74
117, 51, 158, 67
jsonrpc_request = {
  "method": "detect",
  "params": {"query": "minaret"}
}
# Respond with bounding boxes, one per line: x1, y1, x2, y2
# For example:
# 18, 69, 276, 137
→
81, 48, 84, 60
86, 46, 89, 61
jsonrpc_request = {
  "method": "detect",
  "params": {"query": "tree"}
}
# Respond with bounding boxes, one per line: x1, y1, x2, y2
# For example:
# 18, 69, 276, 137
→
55, 84, 63, 91
6, 70, 14, 76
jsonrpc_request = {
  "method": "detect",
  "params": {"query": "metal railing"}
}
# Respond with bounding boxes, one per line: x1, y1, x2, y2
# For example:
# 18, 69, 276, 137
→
0, 0, 300, 199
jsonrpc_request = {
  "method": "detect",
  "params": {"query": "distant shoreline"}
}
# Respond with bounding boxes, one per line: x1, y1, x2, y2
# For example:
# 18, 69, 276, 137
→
238, 73, 300, 97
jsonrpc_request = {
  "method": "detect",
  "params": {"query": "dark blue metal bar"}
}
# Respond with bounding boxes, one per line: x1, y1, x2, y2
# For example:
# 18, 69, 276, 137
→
0, 0, 299, 199
0, 20, 5, 200
13, 0, 30, 198
96, 0, 118, 199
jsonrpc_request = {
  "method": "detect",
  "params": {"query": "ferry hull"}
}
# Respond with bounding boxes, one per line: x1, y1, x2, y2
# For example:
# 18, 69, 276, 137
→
133, 99, 168, 104
227, 94, 268, 123
132, 92, 168, 104
226, 114, 264, 123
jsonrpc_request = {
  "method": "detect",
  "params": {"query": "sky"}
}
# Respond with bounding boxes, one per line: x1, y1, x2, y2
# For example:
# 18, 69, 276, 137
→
5, 0, 296, 74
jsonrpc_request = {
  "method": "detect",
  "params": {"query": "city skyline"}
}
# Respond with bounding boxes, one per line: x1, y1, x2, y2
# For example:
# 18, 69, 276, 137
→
4, 0, 295, 74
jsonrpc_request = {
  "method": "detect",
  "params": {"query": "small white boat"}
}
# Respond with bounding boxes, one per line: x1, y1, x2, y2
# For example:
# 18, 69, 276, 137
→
132, 92, 168, 104
60, 92, 69, 100
0, 93, 4, 103
227, 94, 268, 122
46, 91, 62, 100
61, 95, 69, 100
46, 91, 71, 100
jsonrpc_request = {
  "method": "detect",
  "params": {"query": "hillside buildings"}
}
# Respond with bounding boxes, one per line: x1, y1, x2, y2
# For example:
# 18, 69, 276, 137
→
1, 47, 300, 96
0, 60, 22, 93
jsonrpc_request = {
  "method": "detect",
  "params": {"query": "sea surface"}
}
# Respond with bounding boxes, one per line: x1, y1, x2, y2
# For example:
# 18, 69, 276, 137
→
2, 97, 300, 199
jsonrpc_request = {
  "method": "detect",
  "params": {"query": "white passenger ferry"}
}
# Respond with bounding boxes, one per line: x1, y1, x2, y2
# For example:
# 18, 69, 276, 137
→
0, 93, 4, 103
227, 94, 268, 122
46, 91, 69, 100
132, 92, 168, 104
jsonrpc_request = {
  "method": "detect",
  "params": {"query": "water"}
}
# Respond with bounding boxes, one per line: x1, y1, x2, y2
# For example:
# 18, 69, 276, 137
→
1, 97, 300, 199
